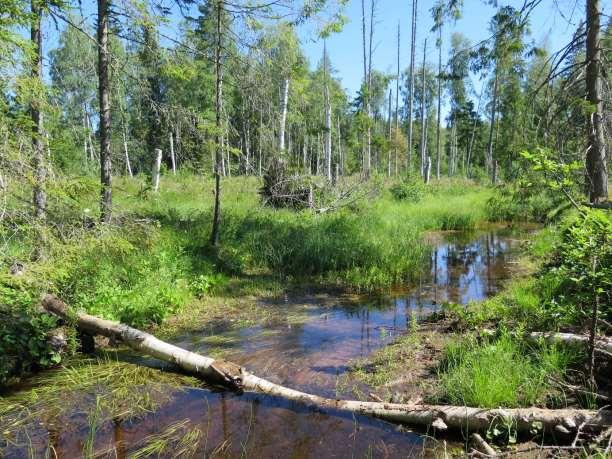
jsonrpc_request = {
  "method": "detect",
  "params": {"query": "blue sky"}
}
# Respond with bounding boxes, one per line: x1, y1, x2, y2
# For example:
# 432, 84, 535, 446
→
41, 0, 610, 103
297, 0, 610, 98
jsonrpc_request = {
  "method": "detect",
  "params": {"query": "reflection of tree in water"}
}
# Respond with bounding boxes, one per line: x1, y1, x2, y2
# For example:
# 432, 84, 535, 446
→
425, 231, 518, 304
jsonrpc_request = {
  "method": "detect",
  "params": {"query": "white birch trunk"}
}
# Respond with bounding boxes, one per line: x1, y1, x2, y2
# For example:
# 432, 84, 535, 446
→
169, 131, 176, 174
279, 78, 289, 153
152, 148, 162, 192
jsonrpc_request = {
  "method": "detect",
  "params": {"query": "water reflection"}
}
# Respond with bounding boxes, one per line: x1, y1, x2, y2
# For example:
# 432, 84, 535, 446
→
2, 228, 527, 458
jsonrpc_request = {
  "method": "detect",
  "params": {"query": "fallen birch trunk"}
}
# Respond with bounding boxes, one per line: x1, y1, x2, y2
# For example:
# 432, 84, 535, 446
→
527, 331, 612, 354
481, 329, 612, 354
41, 295, 612, 436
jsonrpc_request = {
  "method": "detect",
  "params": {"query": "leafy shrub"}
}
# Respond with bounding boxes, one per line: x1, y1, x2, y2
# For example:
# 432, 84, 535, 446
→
389, 180, 427, 202
55, 224, 193, 328
485, 185, 566, 223
0, 275, 73, 386
543, 209, 611, 324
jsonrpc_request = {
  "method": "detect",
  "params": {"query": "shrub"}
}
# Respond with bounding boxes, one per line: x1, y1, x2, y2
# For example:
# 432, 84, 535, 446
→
389, 180, 427, 202
0, 275, 73, 386
485, 185, 565, 223
543, 209, 611, 324
55, 224, 193, 328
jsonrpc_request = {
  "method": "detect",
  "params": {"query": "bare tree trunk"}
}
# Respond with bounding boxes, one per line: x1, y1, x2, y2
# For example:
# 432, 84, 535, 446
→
395, 22, 400, 177
30, 0, 46, 222
98, 0, 112, 223
466, 87, 483, 178
323, 41, 332, 182
407, 0, 418, 175
387, 88, 392, 177
279, 77, 289, 153
303, 135, 308, 174
585, 0, 608, 203
361, 0, 371, 178
123, 129, 132, 177
85, 109, 96, 162
210, 0, 223, 247
169, 131, 176, 174
486, 64, 499, 183
435, 24, 442, 180
420, 39, 427, 178
337, 117, 343, 175
152, 148, 162, 192
365, 0, 375, 177
82, 109, 89, 166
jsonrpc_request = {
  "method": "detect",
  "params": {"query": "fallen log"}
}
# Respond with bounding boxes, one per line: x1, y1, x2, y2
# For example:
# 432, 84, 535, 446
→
481, 329, 612, 354
41, 295, 612, 436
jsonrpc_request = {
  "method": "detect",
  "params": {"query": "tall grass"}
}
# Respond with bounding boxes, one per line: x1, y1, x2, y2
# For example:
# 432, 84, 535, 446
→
2, 175, 493, 346
438, 333, 580, 408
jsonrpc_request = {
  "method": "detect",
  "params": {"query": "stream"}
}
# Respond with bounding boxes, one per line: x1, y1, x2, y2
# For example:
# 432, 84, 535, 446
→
2, 227, 530, 458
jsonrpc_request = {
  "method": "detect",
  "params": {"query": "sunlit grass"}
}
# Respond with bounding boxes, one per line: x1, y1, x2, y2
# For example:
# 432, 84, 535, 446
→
437, 333, 580, 408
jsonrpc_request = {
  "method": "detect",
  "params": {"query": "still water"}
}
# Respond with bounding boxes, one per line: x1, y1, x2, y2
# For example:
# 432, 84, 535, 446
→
2, 228, 528, 458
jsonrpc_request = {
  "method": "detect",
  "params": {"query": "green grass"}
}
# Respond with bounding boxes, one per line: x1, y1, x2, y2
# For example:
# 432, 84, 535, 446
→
1, 174, 494, 384
438, 333, 580, 408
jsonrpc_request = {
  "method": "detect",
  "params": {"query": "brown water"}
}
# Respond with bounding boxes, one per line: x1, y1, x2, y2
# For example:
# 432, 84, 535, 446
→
1, 228, 529, 458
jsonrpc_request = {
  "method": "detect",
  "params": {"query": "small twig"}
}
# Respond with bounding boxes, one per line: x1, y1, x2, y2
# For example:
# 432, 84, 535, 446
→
549, 376, 611, 402
470, 433, 496, 457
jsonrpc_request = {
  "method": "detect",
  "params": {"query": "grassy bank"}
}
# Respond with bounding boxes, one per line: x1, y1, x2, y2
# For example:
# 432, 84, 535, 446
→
1, 174, 492, 385
346, 210, 610, 418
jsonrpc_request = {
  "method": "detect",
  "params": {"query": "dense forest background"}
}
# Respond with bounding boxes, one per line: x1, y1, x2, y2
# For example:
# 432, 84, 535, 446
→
1, 0, 609, 205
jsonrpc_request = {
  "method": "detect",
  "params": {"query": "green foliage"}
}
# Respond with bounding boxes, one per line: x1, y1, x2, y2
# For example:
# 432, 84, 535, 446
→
439, 333, 579, 408
485, 184, 569, 223
485, 148, 585, 223
0, 175, 492, 385
389, 179, 426, 202
54, 225, 193, 328
543, 209, 611, 323
0, 275, 73, 386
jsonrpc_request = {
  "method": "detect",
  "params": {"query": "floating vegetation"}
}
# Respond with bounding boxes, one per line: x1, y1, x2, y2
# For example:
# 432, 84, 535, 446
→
128, 419, 202, 459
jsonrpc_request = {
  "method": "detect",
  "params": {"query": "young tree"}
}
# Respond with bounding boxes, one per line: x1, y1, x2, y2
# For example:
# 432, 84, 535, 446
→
30, 0, 46, 223
210, 0, 224, 246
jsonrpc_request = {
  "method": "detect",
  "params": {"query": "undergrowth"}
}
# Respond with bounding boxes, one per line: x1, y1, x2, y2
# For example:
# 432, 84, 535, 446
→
1, 175, 492, 384
437, 332, 580, 408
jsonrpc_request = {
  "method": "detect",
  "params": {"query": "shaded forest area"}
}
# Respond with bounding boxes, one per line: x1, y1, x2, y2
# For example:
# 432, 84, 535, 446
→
0, 0, 611, 456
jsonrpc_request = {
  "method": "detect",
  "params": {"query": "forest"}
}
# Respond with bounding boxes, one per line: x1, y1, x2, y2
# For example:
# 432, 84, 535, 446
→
0, 0, 610, 456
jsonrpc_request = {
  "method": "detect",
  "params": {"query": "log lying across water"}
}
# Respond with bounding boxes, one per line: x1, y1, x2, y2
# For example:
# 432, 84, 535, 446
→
41, 295, 612, 436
